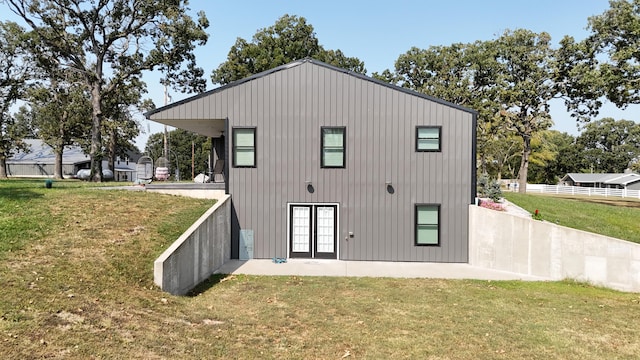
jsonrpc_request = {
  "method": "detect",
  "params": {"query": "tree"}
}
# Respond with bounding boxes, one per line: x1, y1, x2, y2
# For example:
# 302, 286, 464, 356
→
576, 117, 640, 173
101, 79, 145, 174
587, 0, 640, 108
0, 21, 34, 178
145, 128, 211, 181
527, 131, 583, 184
556, 0, 640, 119
16, 78, 91, 179
6, 0, 209, 181
211, 14, 365, 85
493, 29, 555, 193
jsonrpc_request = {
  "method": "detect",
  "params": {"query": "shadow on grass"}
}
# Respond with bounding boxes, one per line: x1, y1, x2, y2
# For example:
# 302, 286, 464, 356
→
186, 273, 233, 297
0, 187, 44, 201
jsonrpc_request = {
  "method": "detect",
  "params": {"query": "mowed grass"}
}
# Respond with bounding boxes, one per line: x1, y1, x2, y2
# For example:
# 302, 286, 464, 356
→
504, 192, 640, 243
1, 179, 639, 359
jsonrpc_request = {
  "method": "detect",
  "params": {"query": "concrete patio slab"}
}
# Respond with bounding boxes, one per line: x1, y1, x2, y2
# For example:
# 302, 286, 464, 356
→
217, 259, 550, 281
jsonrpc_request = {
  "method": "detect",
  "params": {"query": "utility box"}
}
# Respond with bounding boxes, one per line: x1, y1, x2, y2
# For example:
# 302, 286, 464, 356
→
239, 230, 254, 260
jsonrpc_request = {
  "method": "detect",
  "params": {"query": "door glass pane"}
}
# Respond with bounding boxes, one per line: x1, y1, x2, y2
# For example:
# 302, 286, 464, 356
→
292, 207, 310, 252
316, 206, 335, 253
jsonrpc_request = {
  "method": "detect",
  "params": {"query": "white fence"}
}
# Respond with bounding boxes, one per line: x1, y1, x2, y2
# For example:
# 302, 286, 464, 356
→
524, 184, 640, 199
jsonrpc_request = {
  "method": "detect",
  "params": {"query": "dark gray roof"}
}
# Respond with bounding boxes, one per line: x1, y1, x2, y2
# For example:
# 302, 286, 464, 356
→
604, 173, 640, 185
145, 58, 478, 119
8, 139, 89, 165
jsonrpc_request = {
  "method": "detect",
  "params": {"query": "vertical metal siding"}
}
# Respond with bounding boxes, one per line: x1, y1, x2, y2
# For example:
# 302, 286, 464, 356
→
181, 61, 473, 262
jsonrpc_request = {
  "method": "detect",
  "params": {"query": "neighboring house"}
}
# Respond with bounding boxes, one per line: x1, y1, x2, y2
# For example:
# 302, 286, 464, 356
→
7, 139, 141, 181
560, 172, 640, 190
146, 59, 477, 263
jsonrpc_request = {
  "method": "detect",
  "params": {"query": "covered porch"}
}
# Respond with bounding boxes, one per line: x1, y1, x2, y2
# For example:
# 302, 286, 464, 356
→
147, 116, 228, 188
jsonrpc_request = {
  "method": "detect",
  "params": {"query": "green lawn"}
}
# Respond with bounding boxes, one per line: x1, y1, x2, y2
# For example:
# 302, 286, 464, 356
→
504, 192, 640, 243
1, 179, 639, 359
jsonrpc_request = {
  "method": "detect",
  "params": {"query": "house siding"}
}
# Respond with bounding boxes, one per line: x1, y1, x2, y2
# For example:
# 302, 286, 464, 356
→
150, 60, 475, 263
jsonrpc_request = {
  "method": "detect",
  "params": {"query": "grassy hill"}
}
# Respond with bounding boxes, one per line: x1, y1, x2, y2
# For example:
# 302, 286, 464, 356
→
504, 192, 640, 243
1, 179, 639, 359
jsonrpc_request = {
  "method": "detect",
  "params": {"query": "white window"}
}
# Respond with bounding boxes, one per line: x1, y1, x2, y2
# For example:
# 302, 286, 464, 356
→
416, 204, 440, 246
321, 127, 345, 168
416, 126, 441, 152
233, 127, 256, 167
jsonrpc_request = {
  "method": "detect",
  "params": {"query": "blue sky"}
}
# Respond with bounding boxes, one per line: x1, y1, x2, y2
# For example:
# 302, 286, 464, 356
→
2, 1, 638, 149
139, 0, 637, 149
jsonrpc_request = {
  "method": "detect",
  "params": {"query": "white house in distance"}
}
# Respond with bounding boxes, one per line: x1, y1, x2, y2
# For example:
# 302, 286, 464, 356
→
560, 171, 640, 190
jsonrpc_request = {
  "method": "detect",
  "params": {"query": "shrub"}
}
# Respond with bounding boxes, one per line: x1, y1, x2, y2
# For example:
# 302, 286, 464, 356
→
477, 173, 503, 202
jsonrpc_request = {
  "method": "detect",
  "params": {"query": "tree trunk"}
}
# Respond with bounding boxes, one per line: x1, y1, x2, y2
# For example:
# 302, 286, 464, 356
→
54, 149, 63, 179
518, 135, 531, 193
54, 115, 65, 180
0, 156, 7, 178
89, 82, 103, 182
108, 124, 116, 177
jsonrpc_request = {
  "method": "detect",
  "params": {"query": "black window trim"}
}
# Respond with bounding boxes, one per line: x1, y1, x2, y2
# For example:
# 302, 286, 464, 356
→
232, 127, 257, 168
415, 125, 442, 152
321, 126, 346, 169
415, 203, 441, 246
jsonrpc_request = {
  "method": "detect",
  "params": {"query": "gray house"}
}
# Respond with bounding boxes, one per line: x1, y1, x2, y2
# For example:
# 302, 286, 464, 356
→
146, 59, 476, 263
8, 139, 140, 181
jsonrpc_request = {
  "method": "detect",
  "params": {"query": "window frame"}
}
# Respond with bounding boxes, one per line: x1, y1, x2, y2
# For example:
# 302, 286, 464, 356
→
321, 126, 346, 168
415, 126, 442, 152
232, 127, 257, 168
415, 203, 441, 246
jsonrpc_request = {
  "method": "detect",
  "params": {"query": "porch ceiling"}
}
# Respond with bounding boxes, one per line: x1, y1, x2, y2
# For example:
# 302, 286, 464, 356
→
149, 118, 226, 138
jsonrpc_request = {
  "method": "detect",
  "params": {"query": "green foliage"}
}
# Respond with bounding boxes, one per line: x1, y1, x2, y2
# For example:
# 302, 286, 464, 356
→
477, 173, 503, 202
528, 130, 583, 184
0, 21, 34, 178
15, 78, 92, 178
576, 117, 640, 173
211, 14, 365, 85
6, 0, 210, 181
493, 29, 555, 191
557, 0, 640, 118
586, 0, 640, 107
145, 128, 211, 180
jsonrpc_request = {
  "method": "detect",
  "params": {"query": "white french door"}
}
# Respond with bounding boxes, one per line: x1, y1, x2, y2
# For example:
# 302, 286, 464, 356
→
289, 204, 337, 259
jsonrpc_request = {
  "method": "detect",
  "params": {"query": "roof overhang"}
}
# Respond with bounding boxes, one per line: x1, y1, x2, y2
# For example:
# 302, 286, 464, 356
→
147, 118, 226, 138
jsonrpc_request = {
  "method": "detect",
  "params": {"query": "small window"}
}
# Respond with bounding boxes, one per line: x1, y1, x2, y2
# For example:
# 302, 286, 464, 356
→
233, 127, 256, 167
321, 127, 345, 168
415, 204, 440, 246
416, 126, 441, 152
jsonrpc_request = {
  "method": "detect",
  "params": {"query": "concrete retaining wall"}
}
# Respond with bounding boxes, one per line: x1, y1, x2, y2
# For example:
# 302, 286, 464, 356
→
145, 188, 226, 200
469, 205, 640, 292
154, 195, 231, 295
